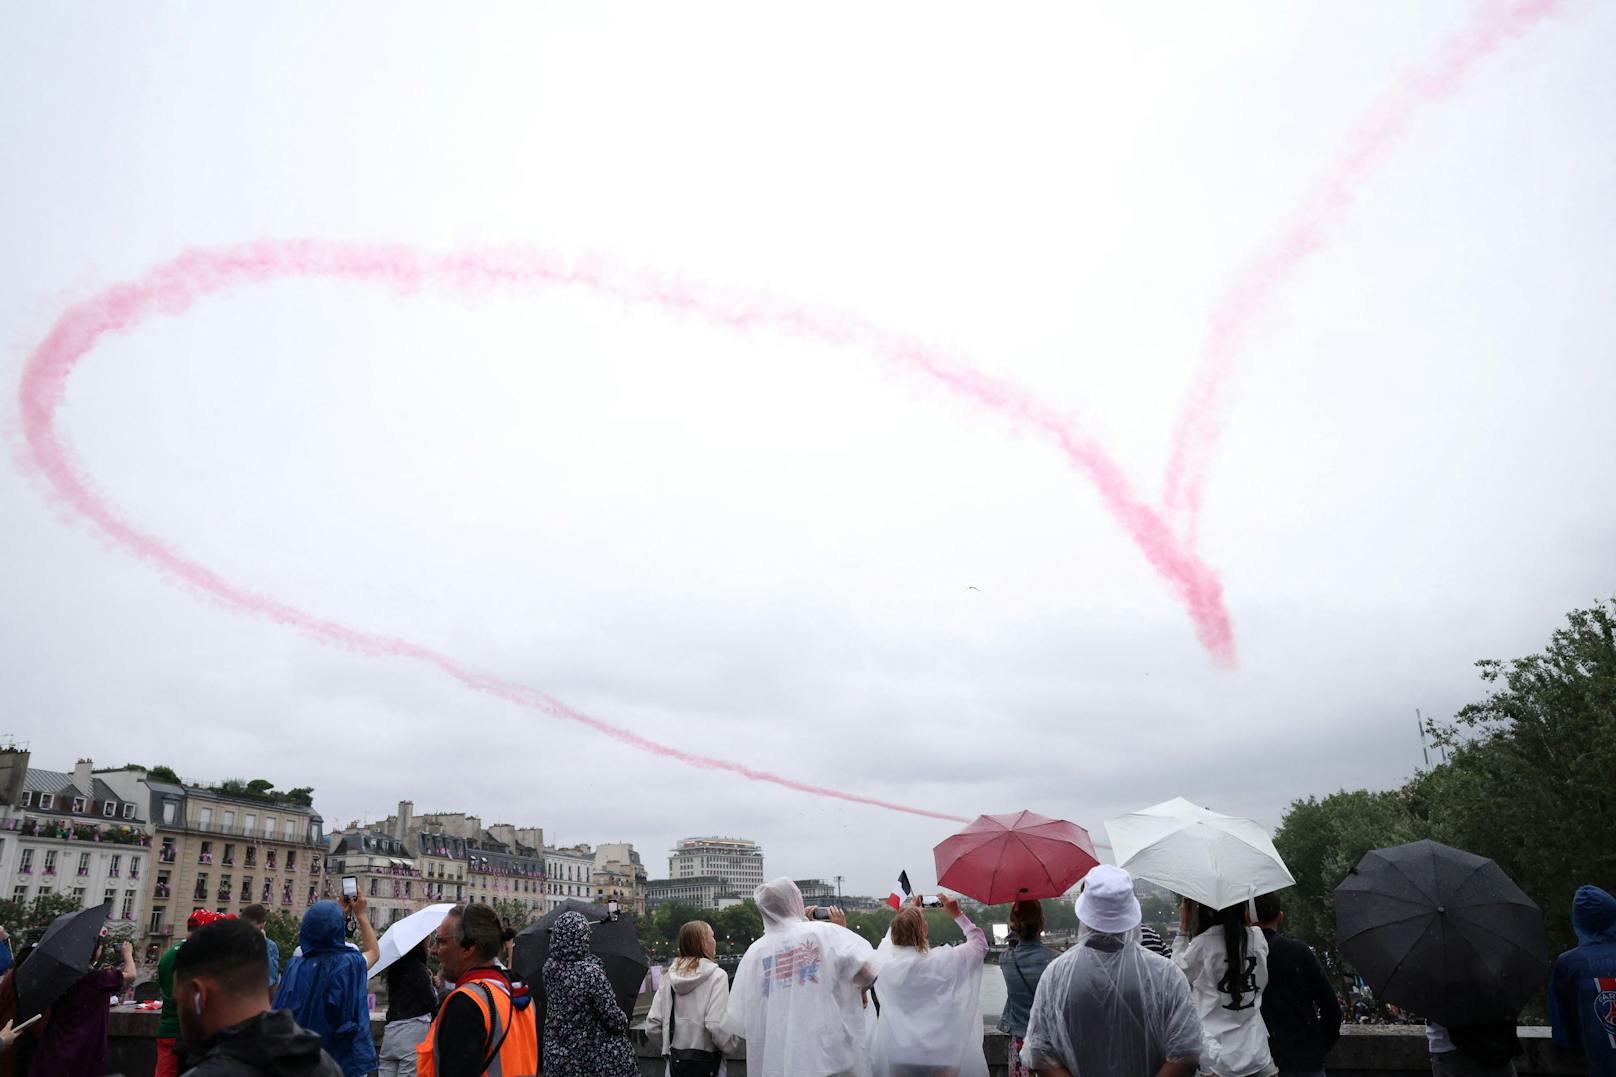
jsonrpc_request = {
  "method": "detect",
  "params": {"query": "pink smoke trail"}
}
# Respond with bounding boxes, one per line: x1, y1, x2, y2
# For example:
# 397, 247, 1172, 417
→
1161, 0, 1560, 546
14, 240, 1230, 820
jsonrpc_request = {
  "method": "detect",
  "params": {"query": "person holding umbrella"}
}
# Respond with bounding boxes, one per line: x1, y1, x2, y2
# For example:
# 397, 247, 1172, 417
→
542, 910, 638, 1077
29, 923, 136, 1077
999, 901, 1058, 1077
1173, 897, 1273, 1077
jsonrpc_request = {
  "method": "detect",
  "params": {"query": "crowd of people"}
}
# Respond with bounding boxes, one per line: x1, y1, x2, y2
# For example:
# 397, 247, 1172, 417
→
0, 873, 1612, 1077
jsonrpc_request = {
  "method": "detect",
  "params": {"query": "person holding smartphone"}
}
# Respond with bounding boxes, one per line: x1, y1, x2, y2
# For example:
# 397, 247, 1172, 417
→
870, 893, 990, 1077
274, 898, 380, 1077
722, 878, 878, 1077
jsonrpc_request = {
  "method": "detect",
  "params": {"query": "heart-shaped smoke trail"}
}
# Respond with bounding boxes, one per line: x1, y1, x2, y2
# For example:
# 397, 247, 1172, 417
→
14, 1, 1557, 818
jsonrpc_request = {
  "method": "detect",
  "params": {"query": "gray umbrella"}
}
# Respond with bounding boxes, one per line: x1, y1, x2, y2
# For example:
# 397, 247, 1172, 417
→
1334, 839, 1548, 1026
17, 901, 113, 1019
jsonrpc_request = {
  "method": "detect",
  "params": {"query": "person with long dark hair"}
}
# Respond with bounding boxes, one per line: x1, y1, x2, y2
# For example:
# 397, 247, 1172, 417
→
998, 900, 1057, 1077
377, 939, 437, 1077
1173, 897, 1274, 1077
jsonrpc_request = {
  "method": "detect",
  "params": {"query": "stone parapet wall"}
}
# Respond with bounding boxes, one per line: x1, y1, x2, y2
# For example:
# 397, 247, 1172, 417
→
107, 1008, 1588, 1077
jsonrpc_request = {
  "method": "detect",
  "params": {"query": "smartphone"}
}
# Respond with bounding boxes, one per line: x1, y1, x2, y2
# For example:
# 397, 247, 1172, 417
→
812, 907, 834, 920
10, 1014, 41, 1035
341, 876, 358, 899
920, 895, 944, 908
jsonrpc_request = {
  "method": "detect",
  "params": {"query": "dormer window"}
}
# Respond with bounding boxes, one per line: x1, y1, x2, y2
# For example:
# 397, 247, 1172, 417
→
38, 794, 53, 810
123, 804, 135, 820
20, 792, 31, 807
71, 797, 86, 814
103, 801, 116, 817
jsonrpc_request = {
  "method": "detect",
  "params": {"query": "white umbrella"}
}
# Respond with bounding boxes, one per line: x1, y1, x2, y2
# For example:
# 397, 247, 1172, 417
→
1104, 797, 1294, 912
368, 903, 456, 979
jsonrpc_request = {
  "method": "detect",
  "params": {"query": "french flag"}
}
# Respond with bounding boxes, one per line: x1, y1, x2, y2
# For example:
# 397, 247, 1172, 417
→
886, 870, 913, 910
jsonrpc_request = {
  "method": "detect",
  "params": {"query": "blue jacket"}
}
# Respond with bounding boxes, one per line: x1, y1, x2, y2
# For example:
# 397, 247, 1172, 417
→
1549, 885, 1616, 1077
274, 902, 377, 1077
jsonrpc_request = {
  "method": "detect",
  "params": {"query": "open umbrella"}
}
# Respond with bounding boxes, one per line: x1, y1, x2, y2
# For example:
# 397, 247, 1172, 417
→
1335, 839, 1549, 1027
368, 903, 456, 979
1105, 796, 1293, 911
934, 811, 1100, 904
511, 899, 648, 1020
17, 901, 112, 1019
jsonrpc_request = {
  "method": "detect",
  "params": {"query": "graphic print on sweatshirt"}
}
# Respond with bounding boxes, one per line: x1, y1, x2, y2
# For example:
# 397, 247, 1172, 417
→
1217, 956, 1260, 1011
1596, 977, 1616, 1046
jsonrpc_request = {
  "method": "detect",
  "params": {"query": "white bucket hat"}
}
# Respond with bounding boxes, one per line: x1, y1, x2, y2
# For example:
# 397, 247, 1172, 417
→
1075, 864, 1142, 933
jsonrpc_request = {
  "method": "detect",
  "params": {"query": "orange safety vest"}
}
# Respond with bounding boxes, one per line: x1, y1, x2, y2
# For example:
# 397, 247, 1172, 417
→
415, 977, 539, 1077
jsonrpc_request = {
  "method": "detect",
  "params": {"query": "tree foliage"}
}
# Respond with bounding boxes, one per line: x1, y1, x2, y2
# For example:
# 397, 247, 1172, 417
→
0, 893, 94, 936
264, 909, 301, 974
147, 765, 181, 784
1272, 598, 1616, 964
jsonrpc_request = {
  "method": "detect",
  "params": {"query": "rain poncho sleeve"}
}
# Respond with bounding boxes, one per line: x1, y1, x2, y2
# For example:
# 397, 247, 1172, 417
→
723, 878, 878, 1077
1021, 925, 1202, 1077
871, 914, 988, 1077
273, 902, 380, 1077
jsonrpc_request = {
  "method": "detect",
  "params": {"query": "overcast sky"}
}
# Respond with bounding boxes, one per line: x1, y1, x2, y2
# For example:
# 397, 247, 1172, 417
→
3, 2, 1612, 898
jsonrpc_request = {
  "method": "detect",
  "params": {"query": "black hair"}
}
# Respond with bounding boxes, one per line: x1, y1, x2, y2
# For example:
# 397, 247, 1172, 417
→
1253, 892, 1283, 924
1195, 901, 1252, 1009
173, 919, 268, 997
239, 903, 269, 927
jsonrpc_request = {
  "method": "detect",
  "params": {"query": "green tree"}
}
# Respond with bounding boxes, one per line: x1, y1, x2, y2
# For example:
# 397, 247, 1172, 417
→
148, 765, 181, 784
264, 910, 301, 974
1271, 787, 1430, 953
491, 898, 534, 933
247, 779, 275, 795
1420, 598, 1616, 955
286, 787, 315, 807
0, 893, 93, 935
714, 901, 764, 953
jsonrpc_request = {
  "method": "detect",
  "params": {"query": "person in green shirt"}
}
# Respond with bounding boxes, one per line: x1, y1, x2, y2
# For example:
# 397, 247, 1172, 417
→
158, 910, 225, 1077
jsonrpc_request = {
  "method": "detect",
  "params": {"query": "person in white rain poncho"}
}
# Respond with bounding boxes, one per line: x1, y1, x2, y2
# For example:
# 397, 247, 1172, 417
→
871, 893, 989, 1077
1021, 865, 1202, 1077
722, 878, 880, 1077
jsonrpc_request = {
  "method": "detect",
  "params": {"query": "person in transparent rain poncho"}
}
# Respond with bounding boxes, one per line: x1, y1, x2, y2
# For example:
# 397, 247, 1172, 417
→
1021, 866, 1203, 1077
871, 893, 989, 1077
722, 877, 880, 1077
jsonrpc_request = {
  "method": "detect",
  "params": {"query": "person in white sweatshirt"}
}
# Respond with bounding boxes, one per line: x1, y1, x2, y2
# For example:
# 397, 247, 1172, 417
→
645, 920, 742, 1075
872, 893, 989, 1077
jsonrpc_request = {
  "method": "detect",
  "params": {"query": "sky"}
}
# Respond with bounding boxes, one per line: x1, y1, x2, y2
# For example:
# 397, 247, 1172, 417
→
2, 2, 1613, 899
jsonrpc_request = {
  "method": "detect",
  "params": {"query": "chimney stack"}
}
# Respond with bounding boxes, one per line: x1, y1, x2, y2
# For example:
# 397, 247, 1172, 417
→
74, 758, 94, 802
396, 800, 414, 842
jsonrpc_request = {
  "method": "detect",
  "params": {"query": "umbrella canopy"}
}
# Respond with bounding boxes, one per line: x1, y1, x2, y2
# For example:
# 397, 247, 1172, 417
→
511, 899, 648, 1019
934, 810, 1100, 904
369, 903, 456, 979
1335, 839, 1549, 1026
1105, 796, 1294, 911
17, 901, 112, 1019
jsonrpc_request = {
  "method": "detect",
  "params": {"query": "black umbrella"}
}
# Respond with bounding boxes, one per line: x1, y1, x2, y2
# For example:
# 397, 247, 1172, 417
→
17, 901, 113, 1019
512, 899, 649, 1020
1334, 839, 1548, 1026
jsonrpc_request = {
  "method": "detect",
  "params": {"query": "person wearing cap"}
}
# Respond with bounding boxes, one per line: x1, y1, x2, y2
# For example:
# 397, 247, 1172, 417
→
1021, 865, 1202, 1077
158, 911, 223, 1077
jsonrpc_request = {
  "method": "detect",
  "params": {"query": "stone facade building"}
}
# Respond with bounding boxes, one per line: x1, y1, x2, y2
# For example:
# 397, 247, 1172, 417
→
145, 778, 324, 945
645, 875, 742, 910
0, 753, 153, 930
593, 841, 648, 917
545, 844, 596, 909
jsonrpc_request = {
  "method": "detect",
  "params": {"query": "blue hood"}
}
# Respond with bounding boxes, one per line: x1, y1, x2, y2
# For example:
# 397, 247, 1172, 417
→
273, 902, 376, 1077
1572, 885, 1616, 946
299, 901, 347, 954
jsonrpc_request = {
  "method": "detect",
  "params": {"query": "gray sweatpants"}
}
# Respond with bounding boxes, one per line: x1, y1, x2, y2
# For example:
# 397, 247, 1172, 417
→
378, 1015, 433, 1077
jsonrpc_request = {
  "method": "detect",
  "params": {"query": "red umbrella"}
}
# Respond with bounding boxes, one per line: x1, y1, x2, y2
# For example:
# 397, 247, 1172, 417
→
934, 810, 1100, 904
